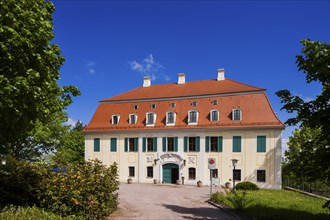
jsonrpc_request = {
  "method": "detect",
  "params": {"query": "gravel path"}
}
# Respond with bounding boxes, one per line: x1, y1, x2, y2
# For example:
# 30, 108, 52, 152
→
110, 183, 241, 220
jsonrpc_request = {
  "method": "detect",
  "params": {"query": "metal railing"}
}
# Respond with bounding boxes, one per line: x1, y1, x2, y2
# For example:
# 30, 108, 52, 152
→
283, 179, 329, 198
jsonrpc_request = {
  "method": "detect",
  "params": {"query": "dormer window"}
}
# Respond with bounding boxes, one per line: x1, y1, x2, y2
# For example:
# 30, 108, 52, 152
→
129, 114, 137, 124
151, 104, 156, 109
210, 110, 219, 121
211, 100, 218, 105
166, 111, 176, 126
191, 101, 197, 106
232, 109, 242, 121
146, 112, 156, 126
188, 110, 198, 125
112, 115, 120, 125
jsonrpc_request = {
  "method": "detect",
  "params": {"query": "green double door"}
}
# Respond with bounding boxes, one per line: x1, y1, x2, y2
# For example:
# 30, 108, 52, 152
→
162, 163, 179, 184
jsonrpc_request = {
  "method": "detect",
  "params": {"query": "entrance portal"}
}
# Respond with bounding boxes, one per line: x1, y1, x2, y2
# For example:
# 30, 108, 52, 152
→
162, 163, 179, 184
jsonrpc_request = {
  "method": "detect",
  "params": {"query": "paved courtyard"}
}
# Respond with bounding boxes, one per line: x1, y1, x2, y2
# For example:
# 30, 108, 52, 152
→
110, 183, 241, 220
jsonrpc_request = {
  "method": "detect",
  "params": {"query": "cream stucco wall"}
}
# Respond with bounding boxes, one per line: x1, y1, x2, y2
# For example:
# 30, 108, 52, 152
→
85, 128, 282, 189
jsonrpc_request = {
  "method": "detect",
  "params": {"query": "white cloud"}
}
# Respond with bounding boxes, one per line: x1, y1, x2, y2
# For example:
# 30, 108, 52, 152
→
65, 117, 78, 127
86, 61, 96, 74
282, 138, 289, 157
129, 54, 170, 81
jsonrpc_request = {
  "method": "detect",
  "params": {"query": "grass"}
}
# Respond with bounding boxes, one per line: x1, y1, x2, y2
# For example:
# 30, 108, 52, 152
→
212, 189, 330, 220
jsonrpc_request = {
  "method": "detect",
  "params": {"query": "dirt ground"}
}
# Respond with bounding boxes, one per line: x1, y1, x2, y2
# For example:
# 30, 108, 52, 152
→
110, 183, 241, 220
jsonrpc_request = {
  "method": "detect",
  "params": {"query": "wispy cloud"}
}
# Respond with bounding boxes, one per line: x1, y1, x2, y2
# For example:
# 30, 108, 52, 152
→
86, 61, 96, 74
129, 54, 170, 81
65, 117, 78, 127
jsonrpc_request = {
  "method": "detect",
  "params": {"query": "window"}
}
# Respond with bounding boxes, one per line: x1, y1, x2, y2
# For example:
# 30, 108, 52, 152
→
110, 138, 117, 152
143, 137, 157, 152
191, 101, 197, 106
257, 136, 266, 152
210, 110, 219, 121
151, 104, 156, 109
211, 169, 218, 178
129, 166, 135, 177
162, 137, 178, 152
206, 136, 223, 152
146, 112, 156, 125
211, 100, 218, 105
147, 166, 153, 178
232, 109, 242, 121
257, 170, 266, 182
129, 114, 137, 124
133, 105, 138, 109
170, 102, 176, 108
233, 169, 241, 181
233, 136, 241, 152
94, 138, 100, 152
188, 110, 198, 124
125, 137, 138, 152
184, 136, 200, 152
166, 111, 176, 125
112, 115, 120, 125
189, 168, 196, 180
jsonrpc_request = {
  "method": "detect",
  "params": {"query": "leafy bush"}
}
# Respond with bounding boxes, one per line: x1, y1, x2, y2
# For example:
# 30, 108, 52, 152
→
37, 159, 119, 219
210, 192, 228, 204
227, 191, 253, 210
235, 181, 259, 191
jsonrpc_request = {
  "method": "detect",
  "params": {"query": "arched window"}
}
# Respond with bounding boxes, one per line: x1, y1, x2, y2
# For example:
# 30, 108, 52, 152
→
188, 110, 198, 125
210, 110, 219, 121
232, 109, 242, 121
112, 115, 120, 125
129, 114, 137, 124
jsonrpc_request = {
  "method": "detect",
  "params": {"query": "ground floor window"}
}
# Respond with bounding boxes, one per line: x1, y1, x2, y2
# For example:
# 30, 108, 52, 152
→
147, 166, 153, 178
257, 170, 266, 182
129, 166, 135, 177
211, 169, 218, 178
233, 169, 241, 181
189, 167, 196, 180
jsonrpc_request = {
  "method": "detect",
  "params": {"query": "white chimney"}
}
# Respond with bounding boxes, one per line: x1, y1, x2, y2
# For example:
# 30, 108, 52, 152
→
217, 68, 225, 81
143, 76, 151, 87
178, 73, 185, 84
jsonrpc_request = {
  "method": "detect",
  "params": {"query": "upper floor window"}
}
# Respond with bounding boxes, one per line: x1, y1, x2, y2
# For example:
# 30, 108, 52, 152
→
188, 110, 198, 124
210, 110, 219, 121
170, 102, 176, 108
151, 104, 156, 109
129, 114, 137, 124
232, 109, 242, 121
166, 111, 176, 125
211, 100, 218, 105
162, 137, 178, 152
125, 137, 138, 152
133, 105, 138, 110
184, 136, 200, 152
191, 101, 197, 106
143, 137, 157, 152
94, 138, 100, 152
112, 115, 120, 125
257, 136, 266, 152
146, 112, 156, 126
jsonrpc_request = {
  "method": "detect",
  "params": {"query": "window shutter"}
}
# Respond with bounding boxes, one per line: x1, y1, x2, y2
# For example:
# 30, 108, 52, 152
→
196, 136, 200, 152
257, 136, 266, 152
184, 136, 188, 152
205, 136, 210, 152
142, 137, 146, 152
174, 137, 178, 152
94, 138, 100, 152
162, 137, 166, 152
134, 138, 138, 152
110, 138, 117, 152
124, 138, 128, 152
153, 137, 157, 152
218, 136, 223, 152
233, 136, 241, 152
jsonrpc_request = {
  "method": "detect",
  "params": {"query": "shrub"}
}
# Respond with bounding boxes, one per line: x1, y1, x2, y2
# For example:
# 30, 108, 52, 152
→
210, 192, 227, 204
235, 181, 259, 191
37, 159, 119, 219
227, 191, 253, 210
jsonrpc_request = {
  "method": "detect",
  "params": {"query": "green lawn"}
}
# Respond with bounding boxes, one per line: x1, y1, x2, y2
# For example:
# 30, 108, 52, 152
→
216, 189, 330, 220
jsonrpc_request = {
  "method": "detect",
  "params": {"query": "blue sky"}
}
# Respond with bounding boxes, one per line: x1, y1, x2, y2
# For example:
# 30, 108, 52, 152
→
52, 0, 329, 152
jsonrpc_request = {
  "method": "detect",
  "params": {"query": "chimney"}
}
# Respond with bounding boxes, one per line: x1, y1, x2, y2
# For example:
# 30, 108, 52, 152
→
178, 73, 185, 84
143, 76, 151, 87
217, 68, 225, 81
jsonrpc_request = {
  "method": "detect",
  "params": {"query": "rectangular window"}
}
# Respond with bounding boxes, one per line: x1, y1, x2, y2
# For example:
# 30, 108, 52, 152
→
130, 114, 136, 124
211, 169, 218, 178
233, 136, 241, 152
257, 170, 266, 182
233, 109, 241, 120
167, 137, 174, 152
257, 136, 266, 152
147, 166, 153, 178
211, 111, 219, 121
189, 168, 196, 180
189, 111, 197, 123
147, 113, 155, 124
129, 166, 135, 177
167, 112, 175, 124
147, 137, 154, 152
233, 169, 241, 181
129, 138, 135, 151
189, 137, 196, 152
94, 138, 100, 152
112, 115, 119, 124
210, 137, 218, 152
110, 138, 117, 152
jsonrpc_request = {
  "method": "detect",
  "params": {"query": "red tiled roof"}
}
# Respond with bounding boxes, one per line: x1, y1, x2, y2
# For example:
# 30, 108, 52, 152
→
84, 78, 284, 133
101, 79, 264, 102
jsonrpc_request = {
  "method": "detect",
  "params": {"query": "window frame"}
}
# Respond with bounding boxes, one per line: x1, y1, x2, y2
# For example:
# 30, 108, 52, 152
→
112, 115, 120, 125
210, 136, 218, 152
129, 138, 135, 152
257, 170, 266, 182
188, 137, 196, 152
146, 112, 156, 126
129, 114, 138, 124
147, 137, 154, 152
188, 167, 196, 180
147, 166, 153, 178
232, 109, 242, 121
232, 136, 242, 152
166, 111, 176, 126
210, 110, 219, 122
257, 135, 267, 153
188, 110, 198, 125
94, 138, 100, 152
129, 166, 135, 177
233, 169, 241, 181
110, 138, 117, 152
167, 137, 175, 152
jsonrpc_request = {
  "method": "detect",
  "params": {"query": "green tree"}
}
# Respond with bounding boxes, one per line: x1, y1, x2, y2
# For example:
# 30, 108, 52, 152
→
0, 0, 80, 160
54, 121, 85, 164
276, 39, 330, 181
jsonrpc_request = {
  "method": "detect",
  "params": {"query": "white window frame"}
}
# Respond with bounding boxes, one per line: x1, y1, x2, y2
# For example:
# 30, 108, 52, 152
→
188, 110, 198, 125
210, 110, 219, 122
129, 114, 138, 124
112, 115, 120, 125
166, 111, 176, 126
232, 109, 242, 121
146, 112, 156, 126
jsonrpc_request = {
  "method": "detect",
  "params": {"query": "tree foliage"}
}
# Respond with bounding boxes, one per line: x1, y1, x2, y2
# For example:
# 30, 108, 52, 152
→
0, 0, 80, 159
276, 40, 330, 182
